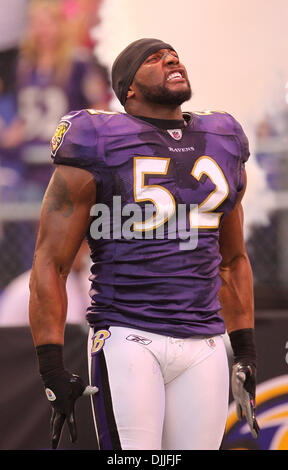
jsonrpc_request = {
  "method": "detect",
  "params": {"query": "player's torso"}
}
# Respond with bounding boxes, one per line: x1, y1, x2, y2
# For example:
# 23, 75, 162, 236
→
55, 109, 247, 336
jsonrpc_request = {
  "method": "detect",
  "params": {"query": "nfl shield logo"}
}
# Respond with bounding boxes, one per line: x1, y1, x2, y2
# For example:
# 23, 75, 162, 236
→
167, 129, 182, 140
207, 338, 216, 349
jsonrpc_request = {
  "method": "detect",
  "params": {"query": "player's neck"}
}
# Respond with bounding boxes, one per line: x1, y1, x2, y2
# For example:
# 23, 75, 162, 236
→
125, 101, 183, 121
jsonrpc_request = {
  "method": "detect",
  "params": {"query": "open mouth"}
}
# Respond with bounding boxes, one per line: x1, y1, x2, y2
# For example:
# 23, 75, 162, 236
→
166, 71, 185, 82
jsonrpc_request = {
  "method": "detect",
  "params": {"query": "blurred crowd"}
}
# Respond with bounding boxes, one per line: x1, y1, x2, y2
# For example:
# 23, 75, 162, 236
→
0, 0, 112, 326
255, 105, 288, 192
0, 0, 111, 203
246, 100, 288, 308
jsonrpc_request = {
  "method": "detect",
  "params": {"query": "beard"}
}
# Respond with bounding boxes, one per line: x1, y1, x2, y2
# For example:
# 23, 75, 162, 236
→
134, 78, 192, 106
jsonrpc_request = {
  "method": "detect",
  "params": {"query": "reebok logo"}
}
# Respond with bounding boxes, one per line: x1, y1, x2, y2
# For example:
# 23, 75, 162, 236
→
126, 334, 152, 345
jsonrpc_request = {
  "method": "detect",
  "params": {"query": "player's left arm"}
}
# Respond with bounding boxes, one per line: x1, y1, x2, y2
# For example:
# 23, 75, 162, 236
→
218, 169, 260, 438
218, 169, 253, 332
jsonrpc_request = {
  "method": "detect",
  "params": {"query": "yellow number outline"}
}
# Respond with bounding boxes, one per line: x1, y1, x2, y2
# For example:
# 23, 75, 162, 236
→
133, 156, 176, 231
190, 156, 230, 229
133, 155, 230, 232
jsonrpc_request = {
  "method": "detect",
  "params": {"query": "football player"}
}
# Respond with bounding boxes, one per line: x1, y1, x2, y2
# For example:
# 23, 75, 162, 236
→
29, 38, 259, 450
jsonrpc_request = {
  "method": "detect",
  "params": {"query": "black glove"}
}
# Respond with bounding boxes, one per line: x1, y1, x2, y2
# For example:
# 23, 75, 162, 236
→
36, 344, 98, 449
229, 328, 260, 439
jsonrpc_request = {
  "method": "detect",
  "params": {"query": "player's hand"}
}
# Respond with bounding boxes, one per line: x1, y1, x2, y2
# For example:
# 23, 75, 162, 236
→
231, 362, 260, 438
43, 370, 98, 449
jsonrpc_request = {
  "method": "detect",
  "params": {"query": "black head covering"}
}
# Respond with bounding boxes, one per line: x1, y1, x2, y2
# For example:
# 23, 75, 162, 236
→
111, 38, 175, 106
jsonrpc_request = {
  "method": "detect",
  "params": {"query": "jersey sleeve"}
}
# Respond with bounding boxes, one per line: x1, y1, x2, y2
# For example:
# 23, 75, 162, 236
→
225, 112, 250, 192
194, 110, 250, 166
226, 113, 250, 164
50, 109, 98, 173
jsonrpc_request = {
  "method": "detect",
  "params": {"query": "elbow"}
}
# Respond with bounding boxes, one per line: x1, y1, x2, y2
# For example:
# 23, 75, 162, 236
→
29, 250, 70, 298
220, 252, 250, 271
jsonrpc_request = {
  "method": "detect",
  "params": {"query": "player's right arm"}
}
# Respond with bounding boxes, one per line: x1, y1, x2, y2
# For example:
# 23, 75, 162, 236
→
29, 164, 98, 449
29, 164, 96, 345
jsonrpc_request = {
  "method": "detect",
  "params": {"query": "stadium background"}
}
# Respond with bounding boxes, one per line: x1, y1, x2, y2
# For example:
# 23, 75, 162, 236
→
0, 0, 287, 450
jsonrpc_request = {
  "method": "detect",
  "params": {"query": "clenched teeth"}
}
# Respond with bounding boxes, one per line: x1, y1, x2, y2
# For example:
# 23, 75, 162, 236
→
167, 72, 183, 81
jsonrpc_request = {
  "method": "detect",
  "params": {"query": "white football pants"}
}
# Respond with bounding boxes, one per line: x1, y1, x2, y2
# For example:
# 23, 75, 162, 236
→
87, 326, 229, 450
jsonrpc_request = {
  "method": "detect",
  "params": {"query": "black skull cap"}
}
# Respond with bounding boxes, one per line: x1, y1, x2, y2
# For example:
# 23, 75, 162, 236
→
111, 38, 176, 106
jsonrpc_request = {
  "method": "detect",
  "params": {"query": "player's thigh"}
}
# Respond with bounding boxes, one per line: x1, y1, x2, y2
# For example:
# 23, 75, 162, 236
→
162, 335, 229, 450
88, 326, 165, 450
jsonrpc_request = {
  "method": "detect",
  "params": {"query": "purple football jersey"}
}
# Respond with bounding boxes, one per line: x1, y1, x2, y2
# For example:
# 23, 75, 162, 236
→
51, 109, 250, 338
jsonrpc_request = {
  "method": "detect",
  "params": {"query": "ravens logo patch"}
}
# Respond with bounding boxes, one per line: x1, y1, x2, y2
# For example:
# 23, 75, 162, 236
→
51, 120, 71, 156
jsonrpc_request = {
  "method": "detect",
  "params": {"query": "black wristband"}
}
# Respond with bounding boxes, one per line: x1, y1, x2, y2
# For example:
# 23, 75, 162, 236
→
229, 328, 257, 367
36, 344, 65, 377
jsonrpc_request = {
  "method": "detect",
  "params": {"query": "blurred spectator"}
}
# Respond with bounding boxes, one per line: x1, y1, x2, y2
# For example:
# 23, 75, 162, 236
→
0, 0, 111, 201
256, 116, 277, 139
255, 113, 288, 191
0, 240, 91, 326
62, 0, 104, 52
255, 115, 279, 190
0, 0, 28, 201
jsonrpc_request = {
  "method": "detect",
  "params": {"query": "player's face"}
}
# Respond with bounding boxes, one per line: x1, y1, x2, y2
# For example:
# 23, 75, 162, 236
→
131, 49, 192, 106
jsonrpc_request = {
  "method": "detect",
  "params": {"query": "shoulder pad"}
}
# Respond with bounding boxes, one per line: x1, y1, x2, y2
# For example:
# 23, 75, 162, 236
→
192, 110, 250, 163
50, 109, 98, 167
